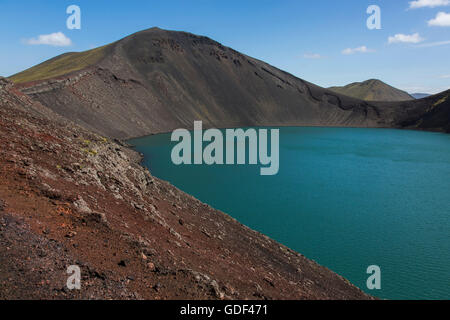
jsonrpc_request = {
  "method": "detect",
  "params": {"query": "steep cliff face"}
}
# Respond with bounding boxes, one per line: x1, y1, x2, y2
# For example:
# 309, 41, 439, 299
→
0, 78, 372, 300
13, 28, 394, 139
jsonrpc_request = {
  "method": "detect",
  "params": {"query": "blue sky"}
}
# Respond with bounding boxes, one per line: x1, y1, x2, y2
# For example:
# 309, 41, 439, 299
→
0, 0, 449, 93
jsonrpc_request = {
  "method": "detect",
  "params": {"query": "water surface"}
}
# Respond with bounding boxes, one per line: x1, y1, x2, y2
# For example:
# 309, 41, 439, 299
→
130, 127, 450, 300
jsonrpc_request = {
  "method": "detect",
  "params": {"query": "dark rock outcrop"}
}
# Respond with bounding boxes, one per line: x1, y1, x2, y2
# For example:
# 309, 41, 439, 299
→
0, 77, 13, 90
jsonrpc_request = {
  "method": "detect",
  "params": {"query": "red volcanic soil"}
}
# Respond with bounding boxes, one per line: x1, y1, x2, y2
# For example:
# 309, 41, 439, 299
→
0, 78, 371, 300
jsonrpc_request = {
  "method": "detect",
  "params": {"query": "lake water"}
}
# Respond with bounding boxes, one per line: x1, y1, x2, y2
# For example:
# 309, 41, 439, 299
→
130, 127, 450, 300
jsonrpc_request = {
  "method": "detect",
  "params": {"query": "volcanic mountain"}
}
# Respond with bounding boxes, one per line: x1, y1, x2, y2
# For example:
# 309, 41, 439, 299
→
11, 27, 449, 136
1, 27, 449, 300
328, 79, 414, 102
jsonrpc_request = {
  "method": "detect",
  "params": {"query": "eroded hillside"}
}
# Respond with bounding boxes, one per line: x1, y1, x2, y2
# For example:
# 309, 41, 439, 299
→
0, 77, 371, 299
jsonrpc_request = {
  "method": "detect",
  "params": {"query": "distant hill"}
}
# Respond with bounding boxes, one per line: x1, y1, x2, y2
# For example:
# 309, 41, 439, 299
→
329, 79, 414, 102
411, 93, 431, 99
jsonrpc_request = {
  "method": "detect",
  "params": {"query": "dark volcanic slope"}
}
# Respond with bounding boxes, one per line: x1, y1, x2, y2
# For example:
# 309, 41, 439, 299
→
12, 28, 394, 139
0, 77, 371, 299
12, 28, 449, 136
378, 91, 450, 133
329, 79, 414, 102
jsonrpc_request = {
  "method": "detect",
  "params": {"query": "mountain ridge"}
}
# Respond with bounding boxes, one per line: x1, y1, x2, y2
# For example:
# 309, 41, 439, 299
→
11, 28, 389, 138
10, 27, 450, 136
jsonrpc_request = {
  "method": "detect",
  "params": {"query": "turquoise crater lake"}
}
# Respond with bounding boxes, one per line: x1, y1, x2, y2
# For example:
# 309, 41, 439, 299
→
130, 127, 450, 300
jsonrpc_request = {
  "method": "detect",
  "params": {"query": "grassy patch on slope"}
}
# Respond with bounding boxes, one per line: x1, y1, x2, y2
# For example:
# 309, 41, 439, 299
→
10, 45, 110, 84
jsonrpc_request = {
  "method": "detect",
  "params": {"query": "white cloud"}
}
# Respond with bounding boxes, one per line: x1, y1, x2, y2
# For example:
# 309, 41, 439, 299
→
388, 33, 424, 44
409, 0, 450, 9
341, 46, 374, 55
401, 85, 448, 94
416, 39, 450, 47
25, 32, 72, 47
440, 74, 450, 78
428, 11, 450, 26
303, 53, 322, 59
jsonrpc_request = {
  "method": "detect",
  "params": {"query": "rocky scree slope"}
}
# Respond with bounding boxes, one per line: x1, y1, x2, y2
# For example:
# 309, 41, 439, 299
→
0, 77, 372, 299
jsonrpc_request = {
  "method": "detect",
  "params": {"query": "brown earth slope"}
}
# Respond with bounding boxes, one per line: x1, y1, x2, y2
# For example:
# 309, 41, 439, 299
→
0, 77, 371, 299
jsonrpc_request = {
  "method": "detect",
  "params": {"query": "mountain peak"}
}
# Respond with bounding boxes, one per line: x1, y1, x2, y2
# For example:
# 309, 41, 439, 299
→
9, 28, 219, 84
366, 79, 383, 84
